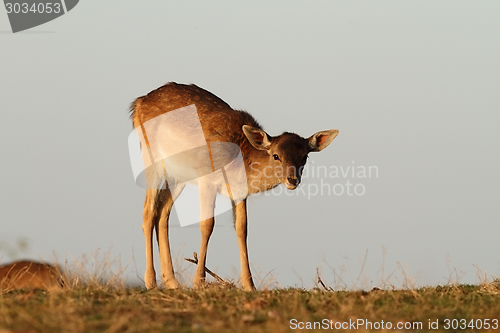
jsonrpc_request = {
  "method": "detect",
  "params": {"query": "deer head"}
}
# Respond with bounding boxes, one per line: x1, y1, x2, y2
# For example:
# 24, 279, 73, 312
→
243, 125, 339, 190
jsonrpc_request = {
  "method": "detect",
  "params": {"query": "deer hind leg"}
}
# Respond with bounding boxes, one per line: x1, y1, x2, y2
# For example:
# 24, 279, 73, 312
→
156, 183, 185, 289
143, 189, 160, 289
235, 199, 256, 291
193, 182, 217, 289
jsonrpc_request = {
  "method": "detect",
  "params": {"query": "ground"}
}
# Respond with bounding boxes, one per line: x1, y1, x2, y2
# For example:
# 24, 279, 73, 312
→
1, 281, 500, 332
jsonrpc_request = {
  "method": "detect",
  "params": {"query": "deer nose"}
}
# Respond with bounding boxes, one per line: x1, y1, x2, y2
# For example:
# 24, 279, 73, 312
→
287, 176, 298, 185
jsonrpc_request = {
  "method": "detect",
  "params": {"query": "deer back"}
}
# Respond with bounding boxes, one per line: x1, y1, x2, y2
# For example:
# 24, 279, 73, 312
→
0, 261, 64, 290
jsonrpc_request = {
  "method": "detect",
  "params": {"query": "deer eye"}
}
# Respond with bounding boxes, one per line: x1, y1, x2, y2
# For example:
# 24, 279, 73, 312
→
273, 154, 280, 161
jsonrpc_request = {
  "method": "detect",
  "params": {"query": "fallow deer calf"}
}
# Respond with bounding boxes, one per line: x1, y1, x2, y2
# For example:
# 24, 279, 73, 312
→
130, 82, 338, 290
0, 260, 64, 290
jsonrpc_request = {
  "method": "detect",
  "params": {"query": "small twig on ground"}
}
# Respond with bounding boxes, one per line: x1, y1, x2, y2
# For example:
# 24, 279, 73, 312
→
317, 268, 333, 291
184, 252, 225, 283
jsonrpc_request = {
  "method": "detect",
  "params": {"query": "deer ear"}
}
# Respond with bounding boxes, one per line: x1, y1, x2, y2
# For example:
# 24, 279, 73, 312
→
308, 129, 339, 152
242, 125, 272, 150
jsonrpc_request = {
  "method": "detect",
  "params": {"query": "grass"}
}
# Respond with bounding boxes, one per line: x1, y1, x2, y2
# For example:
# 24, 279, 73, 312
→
1, 282, 500, 332
1, 251, 500, 332
1, 252, 500, 333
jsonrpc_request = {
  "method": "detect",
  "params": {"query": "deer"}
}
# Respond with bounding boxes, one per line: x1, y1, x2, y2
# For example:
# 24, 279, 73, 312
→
130, 82, 338, 291
0, 260, 64, 291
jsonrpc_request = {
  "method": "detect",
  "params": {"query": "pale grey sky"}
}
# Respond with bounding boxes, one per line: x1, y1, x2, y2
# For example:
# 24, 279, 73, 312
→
1, 1, 499, 289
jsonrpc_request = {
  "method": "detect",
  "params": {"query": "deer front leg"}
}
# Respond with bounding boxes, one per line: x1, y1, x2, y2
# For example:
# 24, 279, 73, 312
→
235, 199, 255, 291
193, 183, 216, 289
